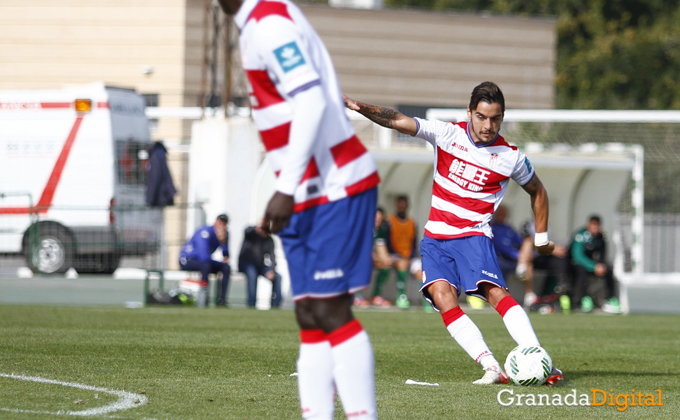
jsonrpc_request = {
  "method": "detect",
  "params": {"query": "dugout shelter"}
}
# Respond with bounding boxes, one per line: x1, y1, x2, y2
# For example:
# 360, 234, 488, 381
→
190, 109, 680, 314
247, 114, 638, 311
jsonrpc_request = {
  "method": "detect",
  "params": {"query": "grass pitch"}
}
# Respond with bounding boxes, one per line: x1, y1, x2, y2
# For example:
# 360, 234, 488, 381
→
0, 305, 678, 419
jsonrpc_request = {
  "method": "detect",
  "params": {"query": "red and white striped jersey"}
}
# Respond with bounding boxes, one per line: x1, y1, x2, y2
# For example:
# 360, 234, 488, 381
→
414, 118, 535, 240
235, 0, 379, 212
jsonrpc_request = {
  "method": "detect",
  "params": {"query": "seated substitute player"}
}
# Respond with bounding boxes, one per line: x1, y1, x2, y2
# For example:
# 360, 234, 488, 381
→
218, 0, 380, 417
354, 207, 392, 308
518, 220, 571, 308
368, 197, 418, 308
569, 215, 621, 313
344, 81, 562, 386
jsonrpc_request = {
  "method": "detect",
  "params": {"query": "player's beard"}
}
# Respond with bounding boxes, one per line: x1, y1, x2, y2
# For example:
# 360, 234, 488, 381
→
470, 120, 497, 145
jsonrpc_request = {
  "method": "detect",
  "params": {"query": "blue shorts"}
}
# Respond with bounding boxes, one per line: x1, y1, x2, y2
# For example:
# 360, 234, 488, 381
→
419, 235, 508, 312
279, 188, 376, 301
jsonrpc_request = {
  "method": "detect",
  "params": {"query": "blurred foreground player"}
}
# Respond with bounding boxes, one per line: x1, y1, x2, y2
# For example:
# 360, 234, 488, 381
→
345, 82, 562, 386
218, 0, 380, 417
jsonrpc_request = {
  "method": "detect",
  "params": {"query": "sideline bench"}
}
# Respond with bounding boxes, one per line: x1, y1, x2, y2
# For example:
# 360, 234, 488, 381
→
144, 270, 219, 305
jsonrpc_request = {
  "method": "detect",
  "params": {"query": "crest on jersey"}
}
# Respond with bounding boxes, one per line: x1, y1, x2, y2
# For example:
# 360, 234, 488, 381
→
489, 153, 499, 168
274, 41, 305, 73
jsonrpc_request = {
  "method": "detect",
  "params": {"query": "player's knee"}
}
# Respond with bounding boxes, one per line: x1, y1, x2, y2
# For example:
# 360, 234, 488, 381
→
484, 284, 510, 307
428, 282, 456, 305
396, 258, 409, 271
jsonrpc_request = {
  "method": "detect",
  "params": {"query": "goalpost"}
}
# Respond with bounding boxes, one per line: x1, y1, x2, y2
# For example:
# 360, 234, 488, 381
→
425, 109, 650, 275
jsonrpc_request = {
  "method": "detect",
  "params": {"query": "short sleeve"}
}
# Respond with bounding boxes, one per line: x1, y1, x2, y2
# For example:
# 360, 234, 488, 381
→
511, 151, 536, 186
414, 117, 453, 146
255, 19, 320, 96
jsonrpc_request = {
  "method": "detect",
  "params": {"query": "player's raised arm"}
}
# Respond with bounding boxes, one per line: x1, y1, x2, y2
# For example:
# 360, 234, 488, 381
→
521, 174, 555, 256
343, 94, 418, 136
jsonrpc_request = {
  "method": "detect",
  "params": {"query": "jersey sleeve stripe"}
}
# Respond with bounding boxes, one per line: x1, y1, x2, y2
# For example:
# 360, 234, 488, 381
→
432, 181, 494, 214
288, 79, 321, 97
330, 135, 368, 168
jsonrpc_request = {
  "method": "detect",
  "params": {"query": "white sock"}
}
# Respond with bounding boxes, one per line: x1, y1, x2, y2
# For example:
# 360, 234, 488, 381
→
442, 307, 501, 369
497, 297, 540, 347
297, 330, 335, 420
328, 320, 377, 420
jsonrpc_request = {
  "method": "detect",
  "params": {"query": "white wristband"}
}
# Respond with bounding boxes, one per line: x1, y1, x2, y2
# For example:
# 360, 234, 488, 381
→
534, 232, 549, 247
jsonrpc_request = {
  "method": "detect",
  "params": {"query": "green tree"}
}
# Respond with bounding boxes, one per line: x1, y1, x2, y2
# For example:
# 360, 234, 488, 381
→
385, 0, 680, 109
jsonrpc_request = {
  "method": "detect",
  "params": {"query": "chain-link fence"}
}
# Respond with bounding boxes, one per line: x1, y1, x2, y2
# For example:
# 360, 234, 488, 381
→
0, 203, 206, 274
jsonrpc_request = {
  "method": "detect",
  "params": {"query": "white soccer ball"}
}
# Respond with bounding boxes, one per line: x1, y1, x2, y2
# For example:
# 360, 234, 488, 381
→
504, 345, 552, 386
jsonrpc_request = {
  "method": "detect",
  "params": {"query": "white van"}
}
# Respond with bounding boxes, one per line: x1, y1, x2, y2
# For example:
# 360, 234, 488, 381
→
0, 83, 161, 273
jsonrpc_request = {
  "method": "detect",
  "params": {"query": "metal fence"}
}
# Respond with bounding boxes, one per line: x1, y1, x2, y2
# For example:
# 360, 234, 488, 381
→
0, 203, 206, 274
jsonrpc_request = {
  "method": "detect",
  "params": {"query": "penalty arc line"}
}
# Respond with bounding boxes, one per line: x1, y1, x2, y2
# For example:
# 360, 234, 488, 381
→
0, 372, 148, 416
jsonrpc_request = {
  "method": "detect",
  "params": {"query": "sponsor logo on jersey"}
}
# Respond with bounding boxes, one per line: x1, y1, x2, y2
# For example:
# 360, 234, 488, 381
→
422, 270, 427, 282
274, 42, 305, 73
314, 268, 344, 280
453, 142, 468, 153
482, 269, 498, 279
524, 157, 533, 172
448, 158, 491, 192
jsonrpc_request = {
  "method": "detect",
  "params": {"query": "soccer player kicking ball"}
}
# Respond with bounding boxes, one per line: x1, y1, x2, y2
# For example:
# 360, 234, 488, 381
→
344, 82, 562, 386
218, 0, 380, 417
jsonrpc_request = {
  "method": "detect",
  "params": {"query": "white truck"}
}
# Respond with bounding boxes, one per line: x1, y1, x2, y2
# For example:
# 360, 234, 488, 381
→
0, 83, 161, 273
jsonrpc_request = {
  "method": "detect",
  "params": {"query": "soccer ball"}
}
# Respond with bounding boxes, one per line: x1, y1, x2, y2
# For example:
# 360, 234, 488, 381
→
504, 345, 552, 386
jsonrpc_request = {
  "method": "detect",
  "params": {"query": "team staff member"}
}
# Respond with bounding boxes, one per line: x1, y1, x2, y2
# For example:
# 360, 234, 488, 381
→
179, 214, 231, 305
570, 215, 621, 313
238, 225, 282, 309
386, 195, 417, 309
218, 0, 380, 418
345, 82, 562, 386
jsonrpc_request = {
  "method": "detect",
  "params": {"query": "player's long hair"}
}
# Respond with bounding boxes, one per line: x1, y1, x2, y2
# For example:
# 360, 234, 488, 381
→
469, 81, 505, 114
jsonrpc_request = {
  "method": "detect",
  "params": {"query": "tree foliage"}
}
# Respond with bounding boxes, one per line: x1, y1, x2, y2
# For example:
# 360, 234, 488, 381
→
385, 0, 680, 109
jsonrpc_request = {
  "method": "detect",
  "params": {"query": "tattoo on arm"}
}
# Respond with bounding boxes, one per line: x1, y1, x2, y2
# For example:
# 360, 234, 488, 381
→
356, 102, 401, 128
522, 177, 540, 195
522, 176, 541, 214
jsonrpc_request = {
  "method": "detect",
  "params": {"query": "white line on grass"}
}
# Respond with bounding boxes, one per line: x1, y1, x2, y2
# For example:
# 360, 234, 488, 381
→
0, 372, 148, 416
